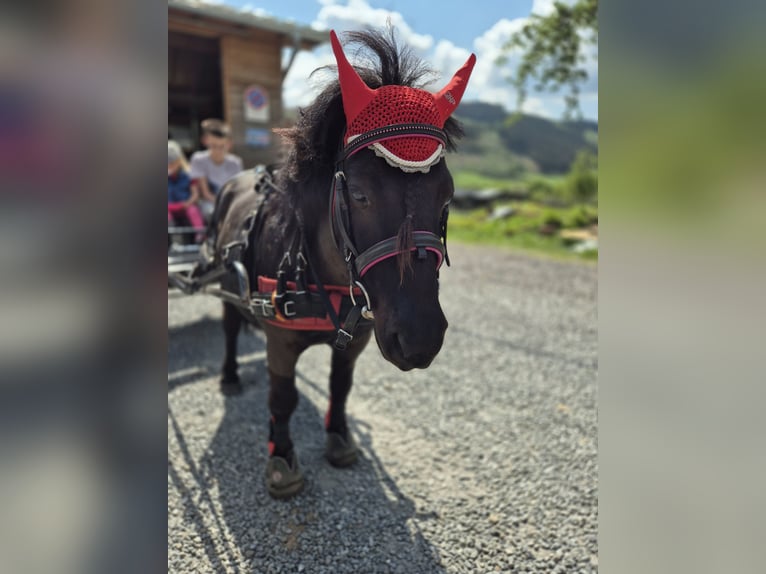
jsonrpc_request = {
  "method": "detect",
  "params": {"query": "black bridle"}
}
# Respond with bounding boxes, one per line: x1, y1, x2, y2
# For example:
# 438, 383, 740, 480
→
329, 123, 452, 326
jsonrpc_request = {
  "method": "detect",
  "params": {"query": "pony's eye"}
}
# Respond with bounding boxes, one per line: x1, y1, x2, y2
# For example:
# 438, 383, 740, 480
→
350, 191, 369, 206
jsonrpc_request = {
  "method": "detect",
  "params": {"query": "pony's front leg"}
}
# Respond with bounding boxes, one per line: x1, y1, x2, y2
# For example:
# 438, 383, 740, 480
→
325, 329, 372, 467
220, 302, 243, 395
265, 334, 307, 499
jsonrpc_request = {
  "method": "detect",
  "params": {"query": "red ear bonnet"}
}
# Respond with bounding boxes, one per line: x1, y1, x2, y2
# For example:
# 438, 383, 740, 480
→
330, 30, 476, 172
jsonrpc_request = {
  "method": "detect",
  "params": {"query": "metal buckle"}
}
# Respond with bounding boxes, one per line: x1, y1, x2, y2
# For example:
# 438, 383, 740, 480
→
251, 298, 275, 318
283, 300, 296, 317
334, 329, 353, 350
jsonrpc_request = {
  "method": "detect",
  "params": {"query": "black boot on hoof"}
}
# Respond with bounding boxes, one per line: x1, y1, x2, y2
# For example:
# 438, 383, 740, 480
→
266, 451, 304, 499
325, 431, 358, 468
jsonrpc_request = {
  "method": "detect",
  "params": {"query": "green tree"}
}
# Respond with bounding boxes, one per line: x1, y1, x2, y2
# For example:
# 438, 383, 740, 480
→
499, 0, 598, 118
566, 150, 598, 203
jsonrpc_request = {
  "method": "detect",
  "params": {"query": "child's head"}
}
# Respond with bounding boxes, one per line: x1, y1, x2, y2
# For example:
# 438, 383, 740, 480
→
168, 140, 187, 175
200, 118, 232, 163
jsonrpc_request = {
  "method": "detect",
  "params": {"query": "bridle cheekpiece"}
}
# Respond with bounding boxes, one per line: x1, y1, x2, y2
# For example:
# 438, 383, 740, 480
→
327, 31, 476, 336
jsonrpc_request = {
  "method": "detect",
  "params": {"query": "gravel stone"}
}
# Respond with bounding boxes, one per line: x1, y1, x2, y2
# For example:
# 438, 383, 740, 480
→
169, 243, 597, 573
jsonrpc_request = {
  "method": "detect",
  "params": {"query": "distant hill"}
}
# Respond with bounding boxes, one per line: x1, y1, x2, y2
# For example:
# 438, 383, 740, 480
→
453, 101, 509, 124
283, 101, 597, 176
452, 102, 598, 175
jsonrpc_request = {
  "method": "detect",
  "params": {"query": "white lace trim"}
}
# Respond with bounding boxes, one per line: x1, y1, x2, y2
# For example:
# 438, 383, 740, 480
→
346, 135, 444, 173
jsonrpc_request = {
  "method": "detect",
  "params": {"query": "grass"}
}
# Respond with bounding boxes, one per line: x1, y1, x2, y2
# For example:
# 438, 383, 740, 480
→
453, 170, 567, 192
448, 202, 598, 262
452, 172, 527, 192
448, 169, 598, 261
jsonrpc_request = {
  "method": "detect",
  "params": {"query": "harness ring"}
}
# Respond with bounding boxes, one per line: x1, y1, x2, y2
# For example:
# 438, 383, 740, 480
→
349, 280, 374, 320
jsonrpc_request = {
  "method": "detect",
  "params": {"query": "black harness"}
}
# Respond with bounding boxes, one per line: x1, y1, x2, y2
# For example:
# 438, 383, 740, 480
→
172, 124, 451, 350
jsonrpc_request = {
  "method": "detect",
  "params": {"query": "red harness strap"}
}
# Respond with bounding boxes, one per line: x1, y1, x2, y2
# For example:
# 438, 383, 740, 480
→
257, 276, 361, 331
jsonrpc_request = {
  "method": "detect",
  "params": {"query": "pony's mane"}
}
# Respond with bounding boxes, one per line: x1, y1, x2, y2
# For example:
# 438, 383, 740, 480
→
276, 27, 464, 187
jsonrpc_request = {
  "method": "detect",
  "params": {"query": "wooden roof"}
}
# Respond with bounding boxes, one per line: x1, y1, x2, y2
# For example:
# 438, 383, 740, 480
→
168, 0, 327, 49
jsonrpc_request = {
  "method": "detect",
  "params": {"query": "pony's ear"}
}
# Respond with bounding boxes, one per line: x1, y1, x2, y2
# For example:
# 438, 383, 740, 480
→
434, 53, 477, 122
330, 30, 375, 125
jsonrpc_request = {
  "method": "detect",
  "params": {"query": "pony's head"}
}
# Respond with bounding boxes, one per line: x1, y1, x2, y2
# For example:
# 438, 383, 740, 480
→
282, 28, 475, 371
331, 29, 475, 370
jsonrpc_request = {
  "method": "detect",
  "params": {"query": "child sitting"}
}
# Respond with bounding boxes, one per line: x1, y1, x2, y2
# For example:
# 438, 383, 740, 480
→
189, 119, 243, 220
168, 140, 205, 242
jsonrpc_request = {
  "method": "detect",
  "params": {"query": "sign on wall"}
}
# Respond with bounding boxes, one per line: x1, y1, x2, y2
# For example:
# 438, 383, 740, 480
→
244, 85, 270, 122
245, 127, 271, 148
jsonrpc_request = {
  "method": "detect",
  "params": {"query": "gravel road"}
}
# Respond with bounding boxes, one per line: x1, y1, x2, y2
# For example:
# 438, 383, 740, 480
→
168, 243, 598, 574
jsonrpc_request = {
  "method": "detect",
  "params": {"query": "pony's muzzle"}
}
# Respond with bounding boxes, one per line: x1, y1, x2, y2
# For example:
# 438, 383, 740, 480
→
384, 312, 448, 370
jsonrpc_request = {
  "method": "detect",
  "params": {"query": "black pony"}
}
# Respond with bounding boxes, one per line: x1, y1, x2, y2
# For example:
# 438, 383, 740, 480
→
208, 28, 475, 498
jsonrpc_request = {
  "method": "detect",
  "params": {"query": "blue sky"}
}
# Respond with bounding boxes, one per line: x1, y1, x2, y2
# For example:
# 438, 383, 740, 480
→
210, 0, 597, 120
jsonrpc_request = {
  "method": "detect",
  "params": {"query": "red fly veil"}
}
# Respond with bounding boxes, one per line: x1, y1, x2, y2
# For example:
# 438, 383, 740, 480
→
330, 30, 476, 173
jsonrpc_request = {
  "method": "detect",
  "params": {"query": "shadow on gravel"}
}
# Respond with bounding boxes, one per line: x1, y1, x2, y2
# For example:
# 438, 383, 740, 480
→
169, 323, 445, 573
168, 318, 266, 392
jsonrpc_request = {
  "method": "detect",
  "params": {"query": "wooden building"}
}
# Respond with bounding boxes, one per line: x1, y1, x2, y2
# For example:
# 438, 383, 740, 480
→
168, 0, 326, 166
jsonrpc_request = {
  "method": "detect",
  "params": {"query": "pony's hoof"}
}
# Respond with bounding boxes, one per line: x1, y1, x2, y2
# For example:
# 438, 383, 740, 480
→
219, 379, 243, 396
265, 452, 304, 499
325, 431, 358, 468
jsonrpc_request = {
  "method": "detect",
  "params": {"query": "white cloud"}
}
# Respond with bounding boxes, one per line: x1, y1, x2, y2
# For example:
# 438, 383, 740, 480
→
532, 0, 577, 17
281, 0, 597, 120
430, 17, 533, 114
282, 48, 337, 108
313, 0, 433, 53
531, 0, 556, 16
282, 0, 436, 108
238, 4, 272, 18
470, 18, 526, 93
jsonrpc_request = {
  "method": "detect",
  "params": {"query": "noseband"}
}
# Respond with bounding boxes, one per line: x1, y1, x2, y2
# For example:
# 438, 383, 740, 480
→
330, 123, 452, 321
